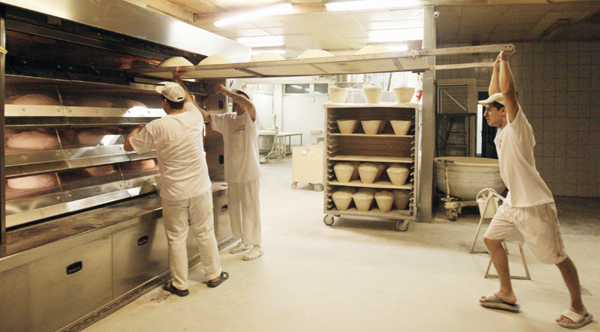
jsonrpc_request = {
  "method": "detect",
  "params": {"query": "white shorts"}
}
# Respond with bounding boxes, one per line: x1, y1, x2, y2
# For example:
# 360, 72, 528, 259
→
483, 202, 567, 264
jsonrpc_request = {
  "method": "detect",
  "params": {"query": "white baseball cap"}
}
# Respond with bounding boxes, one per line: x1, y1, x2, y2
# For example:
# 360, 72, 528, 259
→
155, 82, 185, 102
478, 92, 505, 106
233, 88, 252, 102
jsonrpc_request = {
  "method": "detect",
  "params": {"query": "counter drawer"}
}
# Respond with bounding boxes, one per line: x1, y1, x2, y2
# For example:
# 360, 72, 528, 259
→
28, 237, 112, 332
0, 265, 29, 332
112, 218, 169, 297
213, 194, 231, 244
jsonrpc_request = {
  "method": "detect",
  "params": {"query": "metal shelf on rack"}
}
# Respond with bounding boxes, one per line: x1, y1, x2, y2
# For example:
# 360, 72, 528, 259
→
328, 133, 414, 138
328, 155, 414, 163
325, 207, 412, 218
329, 180, 413, 190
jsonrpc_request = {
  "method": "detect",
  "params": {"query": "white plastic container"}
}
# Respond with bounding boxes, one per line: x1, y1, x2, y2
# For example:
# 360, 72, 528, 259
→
328, 87, 348, 103
390, 120, 412, 136
362, 87, 383, 104
361, 120, 385, 135
337, 119, 358, 134
393, 87, 415, 103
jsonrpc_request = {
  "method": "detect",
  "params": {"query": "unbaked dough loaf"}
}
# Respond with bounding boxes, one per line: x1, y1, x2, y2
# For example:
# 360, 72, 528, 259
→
84, 165, 116, 176
4, 129, 17, 141
7, 174, 57, 190
159, 56, 193, 67
6, 131, 60, 150
8, 94, 61, 105
76, 129, 112, 145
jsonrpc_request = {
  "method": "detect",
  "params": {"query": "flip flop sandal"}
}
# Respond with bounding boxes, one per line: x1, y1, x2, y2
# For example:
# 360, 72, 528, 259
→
480, 293, 520, 312
207, 271, 229, 288
557, 309, 593, 329
163, 281, 189, 297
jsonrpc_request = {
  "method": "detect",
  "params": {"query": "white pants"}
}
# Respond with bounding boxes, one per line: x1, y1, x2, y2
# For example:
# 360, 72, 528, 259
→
228, 179, 262, 246
484, 202, 567, 264
162, 191, 222, 290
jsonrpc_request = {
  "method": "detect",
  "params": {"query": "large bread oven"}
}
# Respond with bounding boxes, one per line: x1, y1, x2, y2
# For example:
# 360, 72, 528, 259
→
0, 3, 248, 331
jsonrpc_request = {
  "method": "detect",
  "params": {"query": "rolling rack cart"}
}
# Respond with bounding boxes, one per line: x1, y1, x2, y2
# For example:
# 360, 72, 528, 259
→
323, 103, 419, 231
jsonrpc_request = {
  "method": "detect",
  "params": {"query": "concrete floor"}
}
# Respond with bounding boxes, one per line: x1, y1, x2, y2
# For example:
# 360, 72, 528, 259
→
84, 158, 599, 332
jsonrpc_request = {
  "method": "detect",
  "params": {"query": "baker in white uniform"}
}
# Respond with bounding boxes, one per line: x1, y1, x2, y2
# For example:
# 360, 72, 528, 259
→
478, 48, 592, 329
170, 71, 263, 261
124, 79, 228, 297
210, 85, 263, 261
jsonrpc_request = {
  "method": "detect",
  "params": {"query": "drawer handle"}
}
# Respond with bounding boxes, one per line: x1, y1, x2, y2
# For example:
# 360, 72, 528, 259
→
66, 261, 83, 275
222, 205, 228, 212
138, 236, 149, 246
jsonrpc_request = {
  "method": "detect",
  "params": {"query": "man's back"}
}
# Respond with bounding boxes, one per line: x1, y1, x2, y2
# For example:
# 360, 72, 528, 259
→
129, 102, 211, 200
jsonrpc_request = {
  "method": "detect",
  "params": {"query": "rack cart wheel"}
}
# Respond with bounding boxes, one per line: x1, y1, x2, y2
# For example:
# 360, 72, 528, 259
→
291, 182, 298, 190
396, 220, 409, 232
447, 209, 458, 221
323, 215, 335, 226
314, 183, 324, 192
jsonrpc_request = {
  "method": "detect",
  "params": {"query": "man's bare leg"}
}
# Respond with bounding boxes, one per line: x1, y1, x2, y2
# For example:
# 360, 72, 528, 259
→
480, 238, 517, 304
555, 256, 588, 324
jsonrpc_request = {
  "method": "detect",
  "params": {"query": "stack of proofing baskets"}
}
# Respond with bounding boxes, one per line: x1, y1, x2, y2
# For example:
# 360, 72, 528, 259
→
323, 101, 419, 232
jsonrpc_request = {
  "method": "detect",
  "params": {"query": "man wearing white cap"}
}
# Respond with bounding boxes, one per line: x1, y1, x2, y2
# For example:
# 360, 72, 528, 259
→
209, 85, 263, 261
169, 72, 263, 261
124, 79, 228, 297
477, 49, 592, 329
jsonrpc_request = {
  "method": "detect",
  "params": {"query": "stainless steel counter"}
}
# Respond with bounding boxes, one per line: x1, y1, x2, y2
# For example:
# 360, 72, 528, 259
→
0, 182, 230, 332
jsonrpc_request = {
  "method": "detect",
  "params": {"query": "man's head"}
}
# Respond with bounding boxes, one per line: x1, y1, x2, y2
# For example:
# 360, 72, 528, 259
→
232, 89, 251, 115
155, 82, 185, 112
479, 93, 506, 128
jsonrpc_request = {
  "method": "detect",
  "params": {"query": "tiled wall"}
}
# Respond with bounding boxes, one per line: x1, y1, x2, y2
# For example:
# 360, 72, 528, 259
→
437, 41, 600, 198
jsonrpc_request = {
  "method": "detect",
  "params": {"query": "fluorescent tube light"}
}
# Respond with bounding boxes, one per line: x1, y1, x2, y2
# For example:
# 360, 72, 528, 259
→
215, 4, 293, 27
326, 0, 419, 12
368, 28, 423, 43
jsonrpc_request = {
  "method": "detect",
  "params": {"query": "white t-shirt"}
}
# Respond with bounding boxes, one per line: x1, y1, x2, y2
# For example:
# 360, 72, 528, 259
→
210, 112, 261, 183
129, 102, 211, 200
494, 105, 554, 207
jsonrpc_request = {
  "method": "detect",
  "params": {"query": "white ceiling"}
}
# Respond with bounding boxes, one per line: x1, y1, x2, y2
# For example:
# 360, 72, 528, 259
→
139, 0, 600, 58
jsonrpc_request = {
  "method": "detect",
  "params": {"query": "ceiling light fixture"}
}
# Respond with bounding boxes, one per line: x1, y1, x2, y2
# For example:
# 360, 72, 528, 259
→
368, 28, 423, 43
215, 3, 293, 27
326, 0, 419, 12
